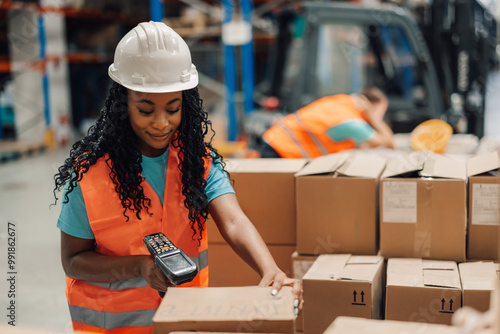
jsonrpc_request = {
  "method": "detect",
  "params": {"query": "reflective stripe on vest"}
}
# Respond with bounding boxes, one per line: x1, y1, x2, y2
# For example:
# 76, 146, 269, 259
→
293, 113, 329, 156
84, 249, 208, 290
68, 142, 212, 332
72, 322, 153, 334
69, 304, 156, 330
276, 122, 311, 158
263, 95, 364, 158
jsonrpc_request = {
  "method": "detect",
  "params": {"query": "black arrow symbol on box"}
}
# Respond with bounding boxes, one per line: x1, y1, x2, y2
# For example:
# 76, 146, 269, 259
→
353, 290, 357, 302
441, 298, 445, 310
361, 291, 364, 303
449, 299, 453, 311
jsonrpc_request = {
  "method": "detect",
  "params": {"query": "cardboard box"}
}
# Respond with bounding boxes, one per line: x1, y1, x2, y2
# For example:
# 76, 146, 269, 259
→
467, 151, 500, 260
290, 251, 317, 333
295, 152, 386, 255
291, 252, 317, 334
459, 262, 499, 312
153, 286, 295, 333
208, 243, 295, 287
207, 159, 307, 245
323, 316, 461, 334
385, 258, 462, 325
302, 254, 385, 334
291, 251, 317, 280
380, 152, 467, 262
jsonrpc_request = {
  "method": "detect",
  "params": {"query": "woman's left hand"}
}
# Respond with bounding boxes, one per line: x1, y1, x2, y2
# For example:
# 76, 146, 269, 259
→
259, 270, 303, 317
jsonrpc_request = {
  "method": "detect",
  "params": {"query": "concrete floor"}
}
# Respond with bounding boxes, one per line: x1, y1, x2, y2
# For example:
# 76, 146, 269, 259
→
0, 71, 500, 333
0, 148, 72, 332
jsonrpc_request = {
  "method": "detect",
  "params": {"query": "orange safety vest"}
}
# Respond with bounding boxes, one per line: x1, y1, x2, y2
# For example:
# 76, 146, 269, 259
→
263, 94, 370, 158
66, 142, 211, 333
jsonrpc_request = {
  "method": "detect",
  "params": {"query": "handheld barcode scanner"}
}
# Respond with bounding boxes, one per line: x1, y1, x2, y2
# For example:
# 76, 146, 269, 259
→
143, 232, 198, 297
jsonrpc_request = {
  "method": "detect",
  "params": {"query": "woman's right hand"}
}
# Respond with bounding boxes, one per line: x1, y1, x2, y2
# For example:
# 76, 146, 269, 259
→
140, 255, 174, 292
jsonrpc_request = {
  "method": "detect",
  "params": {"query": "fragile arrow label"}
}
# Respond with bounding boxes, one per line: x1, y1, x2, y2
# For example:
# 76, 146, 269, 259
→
352, 290, 366, 306
439, 298, 454, 314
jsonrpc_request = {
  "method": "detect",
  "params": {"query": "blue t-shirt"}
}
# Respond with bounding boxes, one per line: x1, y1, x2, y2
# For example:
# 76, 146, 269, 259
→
57, 149, 234, 239
326, 119, 375, 144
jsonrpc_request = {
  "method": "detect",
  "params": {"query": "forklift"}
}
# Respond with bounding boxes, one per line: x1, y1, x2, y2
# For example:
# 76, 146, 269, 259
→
248, 0, 498, 140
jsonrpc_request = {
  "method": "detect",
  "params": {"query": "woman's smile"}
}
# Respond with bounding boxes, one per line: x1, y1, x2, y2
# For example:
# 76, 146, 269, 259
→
148, 131, 171, 141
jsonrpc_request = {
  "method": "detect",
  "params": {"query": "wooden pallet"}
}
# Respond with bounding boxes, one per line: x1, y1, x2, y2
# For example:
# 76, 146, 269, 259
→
0, 140, 47, 164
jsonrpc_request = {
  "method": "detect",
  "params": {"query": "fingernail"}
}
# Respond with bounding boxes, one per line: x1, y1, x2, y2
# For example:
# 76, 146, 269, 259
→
272, 289, 278, 296
294, 299, 299, 308
294, 307, 299, 316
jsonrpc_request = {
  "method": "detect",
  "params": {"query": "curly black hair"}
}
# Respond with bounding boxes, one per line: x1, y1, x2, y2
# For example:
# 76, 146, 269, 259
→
53, 82, 225, 242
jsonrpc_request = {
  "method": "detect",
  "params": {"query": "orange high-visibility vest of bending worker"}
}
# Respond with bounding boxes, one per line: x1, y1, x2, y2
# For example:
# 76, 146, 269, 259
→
263, 94, 371, 158
65, 142, 211, 334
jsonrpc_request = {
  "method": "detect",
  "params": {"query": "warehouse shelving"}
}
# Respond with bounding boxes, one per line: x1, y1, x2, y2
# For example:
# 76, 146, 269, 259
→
0, 0, 289, 145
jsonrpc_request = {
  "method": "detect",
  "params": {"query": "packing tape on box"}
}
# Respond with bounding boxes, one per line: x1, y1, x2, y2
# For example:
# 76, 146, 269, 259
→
414, 180, 433, 258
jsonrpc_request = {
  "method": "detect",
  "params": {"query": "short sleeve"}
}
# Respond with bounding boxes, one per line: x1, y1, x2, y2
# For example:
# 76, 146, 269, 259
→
206, 157, 235, 202
326, 119, 375, 144
57, 181, 95, 239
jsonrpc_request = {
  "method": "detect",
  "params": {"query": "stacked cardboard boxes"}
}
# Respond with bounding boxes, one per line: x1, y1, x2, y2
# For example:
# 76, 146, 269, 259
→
459, 262, 499, 312
294, 152, 386, 332
295, 153, 387, 255
192, 149, 500, 332
385, 258, 462, 325
466, 151, 500, 261
207, 159, 307, 287
379, 152, 467, 262
302, 254, 385, 334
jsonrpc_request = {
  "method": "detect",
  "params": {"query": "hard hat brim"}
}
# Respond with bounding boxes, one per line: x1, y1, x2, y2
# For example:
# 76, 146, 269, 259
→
108, 64, 199, 93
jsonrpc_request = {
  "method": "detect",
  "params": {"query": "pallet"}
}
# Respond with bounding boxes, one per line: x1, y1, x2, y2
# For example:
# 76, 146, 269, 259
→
0, 140, 47, 164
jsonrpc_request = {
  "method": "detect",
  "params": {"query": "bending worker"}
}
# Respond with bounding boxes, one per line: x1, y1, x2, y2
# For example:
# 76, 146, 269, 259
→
53, 21, 302, 333
259, 87, 396, 158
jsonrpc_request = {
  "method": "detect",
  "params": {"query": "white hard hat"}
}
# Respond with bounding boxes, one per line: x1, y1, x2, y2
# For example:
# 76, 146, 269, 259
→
108, 21, 198, 93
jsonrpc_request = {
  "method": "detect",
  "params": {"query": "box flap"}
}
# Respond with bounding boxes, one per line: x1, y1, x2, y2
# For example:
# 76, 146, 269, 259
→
153, 286, 294, 323
423, 269, 461, 289
420, 154, 466, 180
347, 255, 383, 265
388, 259, 460, 289
387, 258, 422, 276
338, 256, 383, 282
387, 258, 424, 287
336, 154, 387, 178
295, 153, 349, 177
459, 262, 497, 290
467, 151, 500, 177
381, 152, 427, 178
225, 158, 307, 173
304, 254, 382, 282
422, 260, 457, 270
303, 254, 351, 280
421, 260, 460, 289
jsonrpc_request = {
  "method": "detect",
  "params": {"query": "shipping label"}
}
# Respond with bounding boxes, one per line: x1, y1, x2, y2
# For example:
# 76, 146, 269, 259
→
383, 181, 417, 223
472, 183, 500, 226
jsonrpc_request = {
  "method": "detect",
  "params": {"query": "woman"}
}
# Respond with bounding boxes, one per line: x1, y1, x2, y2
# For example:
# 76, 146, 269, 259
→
54, 21, 302, 333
